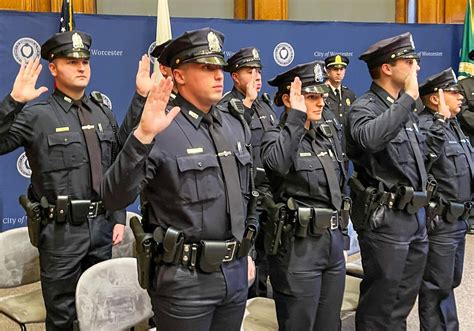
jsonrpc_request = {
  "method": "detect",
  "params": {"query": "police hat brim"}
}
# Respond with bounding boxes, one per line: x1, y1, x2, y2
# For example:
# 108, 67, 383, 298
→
225, 60, 262, 72
326, 63, 347, 69
302, 84, 330, 94
192, 56, 226, 66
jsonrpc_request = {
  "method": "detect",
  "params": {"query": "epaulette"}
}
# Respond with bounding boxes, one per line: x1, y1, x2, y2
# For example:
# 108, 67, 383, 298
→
90, 91, 107, 109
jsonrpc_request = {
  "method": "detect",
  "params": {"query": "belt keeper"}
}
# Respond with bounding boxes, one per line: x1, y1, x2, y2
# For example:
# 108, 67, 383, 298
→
190, 244, 198, 268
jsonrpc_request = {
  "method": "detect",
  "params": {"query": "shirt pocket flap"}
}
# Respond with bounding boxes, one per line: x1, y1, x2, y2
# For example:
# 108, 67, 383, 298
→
177, 154, 219, 172
47, 132, 82, 146
294, 157, 323, 171
97, 131, 114, 142
445, 144, 464, 156
235, 150, 252, 166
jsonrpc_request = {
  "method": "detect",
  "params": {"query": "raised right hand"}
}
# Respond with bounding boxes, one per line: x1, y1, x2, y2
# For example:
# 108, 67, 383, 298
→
404, 59, 419, 101
10, 58, 48, 103
134, 77, 180, 143
289, 77, 307, 113
437, 89, 451, 119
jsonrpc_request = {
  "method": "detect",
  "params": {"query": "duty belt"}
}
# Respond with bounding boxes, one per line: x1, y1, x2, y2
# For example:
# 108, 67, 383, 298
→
44, 197, 106, 223
375, 186, 429, 215
289, 207, 344, 237
427, 200, 474, 223
156, 227, 246, 273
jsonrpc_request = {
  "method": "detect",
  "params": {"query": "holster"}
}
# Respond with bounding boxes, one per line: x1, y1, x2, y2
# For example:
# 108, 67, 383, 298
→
406, 191, 428, 215
444, 202, 465, 223
199, 241, 229, 273
162, 227, 184, 264
129, 216, 154, 289
262, 195, 287, 256
19, 195, 42, 247
349, 176, 377, 230
69, 200, 90, 225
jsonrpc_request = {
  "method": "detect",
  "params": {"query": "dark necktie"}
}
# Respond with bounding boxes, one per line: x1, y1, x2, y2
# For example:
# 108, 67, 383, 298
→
452, 120, 474, 180
205, 114, 245, 241
336, 88, 342, 105
405, 121, 427, 190
310, 131, 342, 209
76, 101, 102, 196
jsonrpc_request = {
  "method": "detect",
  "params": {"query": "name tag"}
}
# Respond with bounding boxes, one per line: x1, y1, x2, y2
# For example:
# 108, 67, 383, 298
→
299, 152, 312, 157
187, 147, 203, 154
55, 127, 70, 133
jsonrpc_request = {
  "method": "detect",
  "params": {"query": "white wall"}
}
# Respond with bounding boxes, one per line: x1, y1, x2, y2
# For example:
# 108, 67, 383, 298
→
288, 0, 396, 23
96, 0, 234, 18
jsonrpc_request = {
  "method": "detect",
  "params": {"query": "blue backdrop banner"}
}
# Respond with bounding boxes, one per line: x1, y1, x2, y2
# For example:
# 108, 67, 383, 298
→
0, 11, 463, 231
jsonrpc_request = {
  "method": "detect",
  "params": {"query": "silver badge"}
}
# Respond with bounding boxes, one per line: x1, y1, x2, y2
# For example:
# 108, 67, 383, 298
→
72, 32, 84, 50
207, 32, 221, 52
314, 63, 324, 83
252, 48, 260, 60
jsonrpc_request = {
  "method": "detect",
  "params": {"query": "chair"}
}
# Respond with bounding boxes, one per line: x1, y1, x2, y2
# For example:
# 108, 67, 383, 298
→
75, 257, 153, 331
112, 211, 141, 258
241, 297, 278, 331
0, 227, 46, 330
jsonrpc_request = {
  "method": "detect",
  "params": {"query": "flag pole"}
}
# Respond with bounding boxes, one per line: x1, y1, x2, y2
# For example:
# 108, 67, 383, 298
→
154, 0, 172, 80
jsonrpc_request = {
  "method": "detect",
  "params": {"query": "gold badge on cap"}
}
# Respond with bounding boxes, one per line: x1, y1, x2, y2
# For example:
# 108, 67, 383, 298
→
346, 98, 351, 106
335, 55, 343, 65
314, 63, 324, 83
72, 32, 84, 50
252, 48, 260, 60
207, 32, 221, 52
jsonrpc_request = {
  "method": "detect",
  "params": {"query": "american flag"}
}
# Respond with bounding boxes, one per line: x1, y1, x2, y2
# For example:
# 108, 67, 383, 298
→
59, 0, 75, 32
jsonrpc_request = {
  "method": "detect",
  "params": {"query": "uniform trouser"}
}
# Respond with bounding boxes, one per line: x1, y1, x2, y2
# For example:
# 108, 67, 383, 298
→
149, 256, 248, 331
355, 206, 428, 331
418, 217, 468, 331
38, 216, 114, 331
248, 209, 269, 298
268, 228, 346, 331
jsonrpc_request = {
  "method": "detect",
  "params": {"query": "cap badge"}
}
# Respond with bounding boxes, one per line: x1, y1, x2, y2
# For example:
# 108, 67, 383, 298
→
314, 63, 324, 83
409, 34, 415, 49
252, 48, 260, 60
335, 55, 342, 64
207, 31, 221, 52
72, 33, 84, 50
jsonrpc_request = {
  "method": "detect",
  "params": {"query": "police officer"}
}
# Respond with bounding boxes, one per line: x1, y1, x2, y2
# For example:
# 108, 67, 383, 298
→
101, 27, 254, 330
150, 39, 178, 97
0, 58, 48, 135
417, 68, 472, 330
0, 30, 149, 330
261, 60, 349, 330
345, 32, 442, 329
324, 54, 356, 124
219, 47, 277, 298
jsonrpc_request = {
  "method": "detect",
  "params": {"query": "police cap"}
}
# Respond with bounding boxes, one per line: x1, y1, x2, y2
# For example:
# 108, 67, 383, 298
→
224, 47, 262, 73
419, 68, 461, 97
151, 39, 172, 59
158, 27, 226, 69
268, 61, 330, 106
324, 54, 349, 69
41, 30, 91, 62
359, 32, 419, 69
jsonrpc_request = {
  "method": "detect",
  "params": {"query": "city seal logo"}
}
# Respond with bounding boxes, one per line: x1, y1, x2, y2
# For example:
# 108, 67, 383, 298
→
12, 37, 41, 64
17, 152, 32, 178
148, 41, 157, 58
273, 42, 294, 67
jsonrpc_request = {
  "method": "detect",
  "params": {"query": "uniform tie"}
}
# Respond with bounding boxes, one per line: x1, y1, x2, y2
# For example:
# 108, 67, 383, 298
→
205, 113, 245, 241
75, 101, 102, 195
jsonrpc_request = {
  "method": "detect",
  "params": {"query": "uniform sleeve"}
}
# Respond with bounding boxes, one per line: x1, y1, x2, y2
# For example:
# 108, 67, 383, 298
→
116, 92, 147, 149
107, 209, 126, 225
261, 109, 306, 175
418, 115, 447, 168
0, 104, 35, 154
101, 132, 155, 211
349, 93, 414, 153
0, 94, 26, 137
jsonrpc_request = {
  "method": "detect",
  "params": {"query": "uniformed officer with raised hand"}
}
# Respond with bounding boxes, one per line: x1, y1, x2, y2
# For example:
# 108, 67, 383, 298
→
261, 61, 349, 330
0, 29, 153, 330
101, 27, 254, 330
346, 32, 439, 329
219, 47, 277, 298
417, 69, 472, 331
